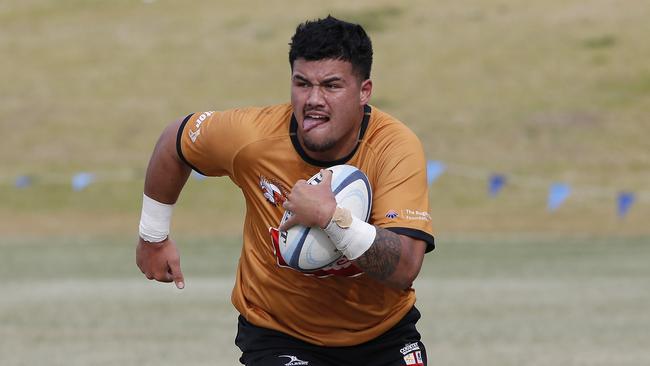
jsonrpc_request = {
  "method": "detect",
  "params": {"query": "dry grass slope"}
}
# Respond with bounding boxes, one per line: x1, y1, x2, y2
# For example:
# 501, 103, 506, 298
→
2, 0, 648, 236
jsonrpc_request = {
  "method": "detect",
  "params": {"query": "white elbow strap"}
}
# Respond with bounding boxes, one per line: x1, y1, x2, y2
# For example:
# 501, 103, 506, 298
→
139, 193, 174, 243
323, 207, 376, 260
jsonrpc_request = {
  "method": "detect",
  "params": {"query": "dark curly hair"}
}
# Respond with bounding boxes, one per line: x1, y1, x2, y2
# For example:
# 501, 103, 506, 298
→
289, 15, 373, 81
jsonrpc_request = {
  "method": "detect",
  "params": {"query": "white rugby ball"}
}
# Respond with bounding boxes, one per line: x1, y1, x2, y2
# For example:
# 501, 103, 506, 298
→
278, 165, 372, 271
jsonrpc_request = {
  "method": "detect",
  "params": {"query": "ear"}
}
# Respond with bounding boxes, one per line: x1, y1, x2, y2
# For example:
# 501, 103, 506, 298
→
359, 79, 373, 105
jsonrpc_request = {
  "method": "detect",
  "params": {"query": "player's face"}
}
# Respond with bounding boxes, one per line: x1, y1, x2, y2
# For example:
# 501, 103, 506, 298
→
291, 58, 372, 161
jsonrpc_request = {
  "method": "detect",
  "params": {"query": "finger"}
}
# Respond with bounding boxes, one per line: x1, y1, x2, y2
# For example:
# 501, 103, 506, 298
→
158, 270, 174, 283
320, 169, 333, 187
282, 200, 293, 211
279, 214, 299, 232
292, 180, 308, 191
168, 259, 185, 289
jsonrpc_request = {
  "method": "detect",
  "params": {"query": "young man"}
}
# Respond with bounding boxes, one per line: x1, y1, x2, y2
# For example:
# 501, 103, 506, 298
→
136, 16, 434, 366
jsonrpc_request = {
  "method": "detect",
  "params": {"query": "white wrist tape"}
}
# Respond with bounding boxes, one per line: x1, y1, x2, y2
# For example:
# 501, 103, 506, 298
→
139, 193, 174, 243
324, 214, 376, 260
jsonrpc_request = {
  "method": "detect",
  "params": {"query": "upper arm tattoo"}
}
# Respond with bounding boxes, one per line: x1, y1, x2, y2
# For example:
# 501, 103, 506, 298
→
355, 227, 401, 281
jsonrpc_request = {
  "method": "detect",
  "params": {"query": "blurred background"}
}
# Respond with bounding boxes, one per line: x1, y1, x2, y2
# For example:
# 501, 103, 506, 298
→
1, 0, 648, 365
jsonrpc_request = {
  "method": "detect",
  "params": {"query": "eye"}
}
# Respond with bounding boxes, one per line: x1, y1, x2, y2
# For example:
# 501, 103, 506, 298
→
293, 79, 310, 88
325, 83, 340, 90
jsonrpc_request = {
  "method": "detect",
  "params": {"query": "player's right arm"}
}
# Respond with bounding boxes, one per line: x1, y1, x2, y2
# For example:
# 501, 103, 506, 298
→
135, 118, 191, 290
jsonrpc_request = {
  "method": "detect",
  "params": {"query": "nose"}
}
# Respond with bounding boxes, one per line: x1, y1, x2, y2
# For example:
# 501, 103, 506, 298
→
306, 85, 325, 108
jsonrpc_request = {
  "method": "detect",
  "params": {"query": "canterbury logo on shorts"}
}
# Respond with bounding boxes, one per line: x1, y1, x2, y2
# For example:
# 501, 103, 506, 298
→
279, 355, 309, 365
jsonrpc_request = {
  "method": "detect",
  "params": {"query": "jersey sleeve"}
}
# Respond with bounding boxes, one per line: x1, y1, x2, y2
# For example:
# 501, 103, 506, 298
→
176, 109, 248, 179
370, 130, 435, 252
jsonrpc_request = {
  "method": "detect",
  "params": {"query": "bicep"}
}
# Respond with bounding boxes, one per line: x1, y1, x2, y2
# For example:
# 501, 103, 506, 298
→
144, 118, 192, 204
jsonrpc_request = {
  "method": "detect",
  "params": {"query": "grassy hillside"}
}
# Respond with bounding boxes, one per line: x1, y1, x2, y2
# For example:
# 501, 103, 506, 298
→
1, 0, 648, 235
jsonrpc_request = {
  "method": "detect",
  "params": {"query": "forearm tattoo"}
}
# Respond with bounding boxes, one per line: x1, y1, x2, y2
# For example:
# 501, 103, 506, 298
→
355, 227, 401, 281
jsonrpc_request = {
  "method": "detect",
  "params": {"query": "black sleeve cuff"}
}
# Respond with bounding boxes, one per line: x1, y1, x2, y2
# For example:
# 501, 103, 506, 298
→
176, 113, 207, 176
385, 227, 435, 253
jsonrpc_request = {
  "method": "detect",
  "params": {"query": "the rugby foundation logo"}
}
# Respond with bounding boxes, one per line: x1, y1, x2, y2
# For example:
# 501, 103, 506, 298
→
400, 342, 424, 366
278, 355, 309, 366
385, 208, 431, 222
385, 209, 399, 219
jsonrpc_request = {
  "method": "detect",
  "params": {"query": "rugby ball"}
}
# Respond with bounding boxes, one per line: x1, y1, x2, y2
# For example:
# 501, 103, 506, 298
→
278, 165, 372, 271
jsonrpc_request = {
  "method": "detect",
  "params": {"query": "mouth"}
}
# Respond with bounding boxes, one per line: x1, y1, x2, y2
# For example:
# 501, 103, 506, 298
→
302, 111, 330, 132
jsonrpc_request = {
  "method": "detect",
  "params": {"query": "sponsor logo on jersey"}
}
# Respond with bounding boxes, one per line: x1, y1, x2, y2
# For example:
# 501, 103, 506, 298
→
188, 111, 214, 143
403, 209, 431, 222
278, 355, 309, 366
400, 342, 421, 355
387, 209, 431, 222
188, 128, 201, 143
415, 351, 423, 364
402, 350, 424, 366
193, 111, 214, 129
259, 176, 288, 206
386, 209, 399, 219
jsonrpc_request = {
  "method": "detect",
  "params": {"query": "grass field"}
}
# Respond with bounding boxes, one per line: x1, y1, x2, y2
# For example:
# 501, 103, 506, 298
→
2, 235, 649, 365
1, 0, 649, 365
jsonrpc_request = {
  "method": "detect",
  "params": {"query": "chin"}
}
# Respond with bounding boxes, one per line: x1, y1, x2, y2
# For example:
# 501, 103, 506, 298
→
303, 137, 337, 153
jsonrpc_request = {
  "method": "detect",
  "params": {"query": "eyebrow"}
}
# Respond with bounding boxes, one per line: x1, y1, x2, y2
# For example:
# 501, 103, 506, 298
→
292, 75, 344, 84
321, 76, 343, 84
292, 75, 310, 83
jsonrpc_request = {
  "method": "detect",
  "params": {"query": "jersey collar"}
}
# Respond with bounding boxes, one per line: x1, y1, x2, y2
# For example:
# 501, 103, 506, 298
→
290, 104, 371, 167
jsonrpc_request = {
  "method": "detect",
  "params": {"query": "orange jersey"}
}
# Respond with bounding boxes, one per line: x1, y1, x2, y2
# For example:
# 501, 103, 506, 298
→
177, 104, 434, 346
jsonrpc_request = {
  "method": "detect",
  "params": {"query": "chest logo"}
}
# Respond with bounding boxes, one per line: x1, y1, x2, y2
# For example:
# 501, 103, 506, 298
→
260, 176, 288, 206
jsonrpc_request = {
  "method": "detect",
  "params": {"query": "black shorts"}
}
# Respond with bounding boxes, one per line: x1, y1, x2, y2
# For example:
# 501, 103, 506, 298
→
235, 307, 427, 366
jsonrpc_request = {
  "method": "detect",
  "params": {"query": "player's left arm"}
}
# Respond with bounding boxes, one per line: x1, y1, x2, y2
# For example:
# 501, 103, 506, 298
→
354, 228, 426, 290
